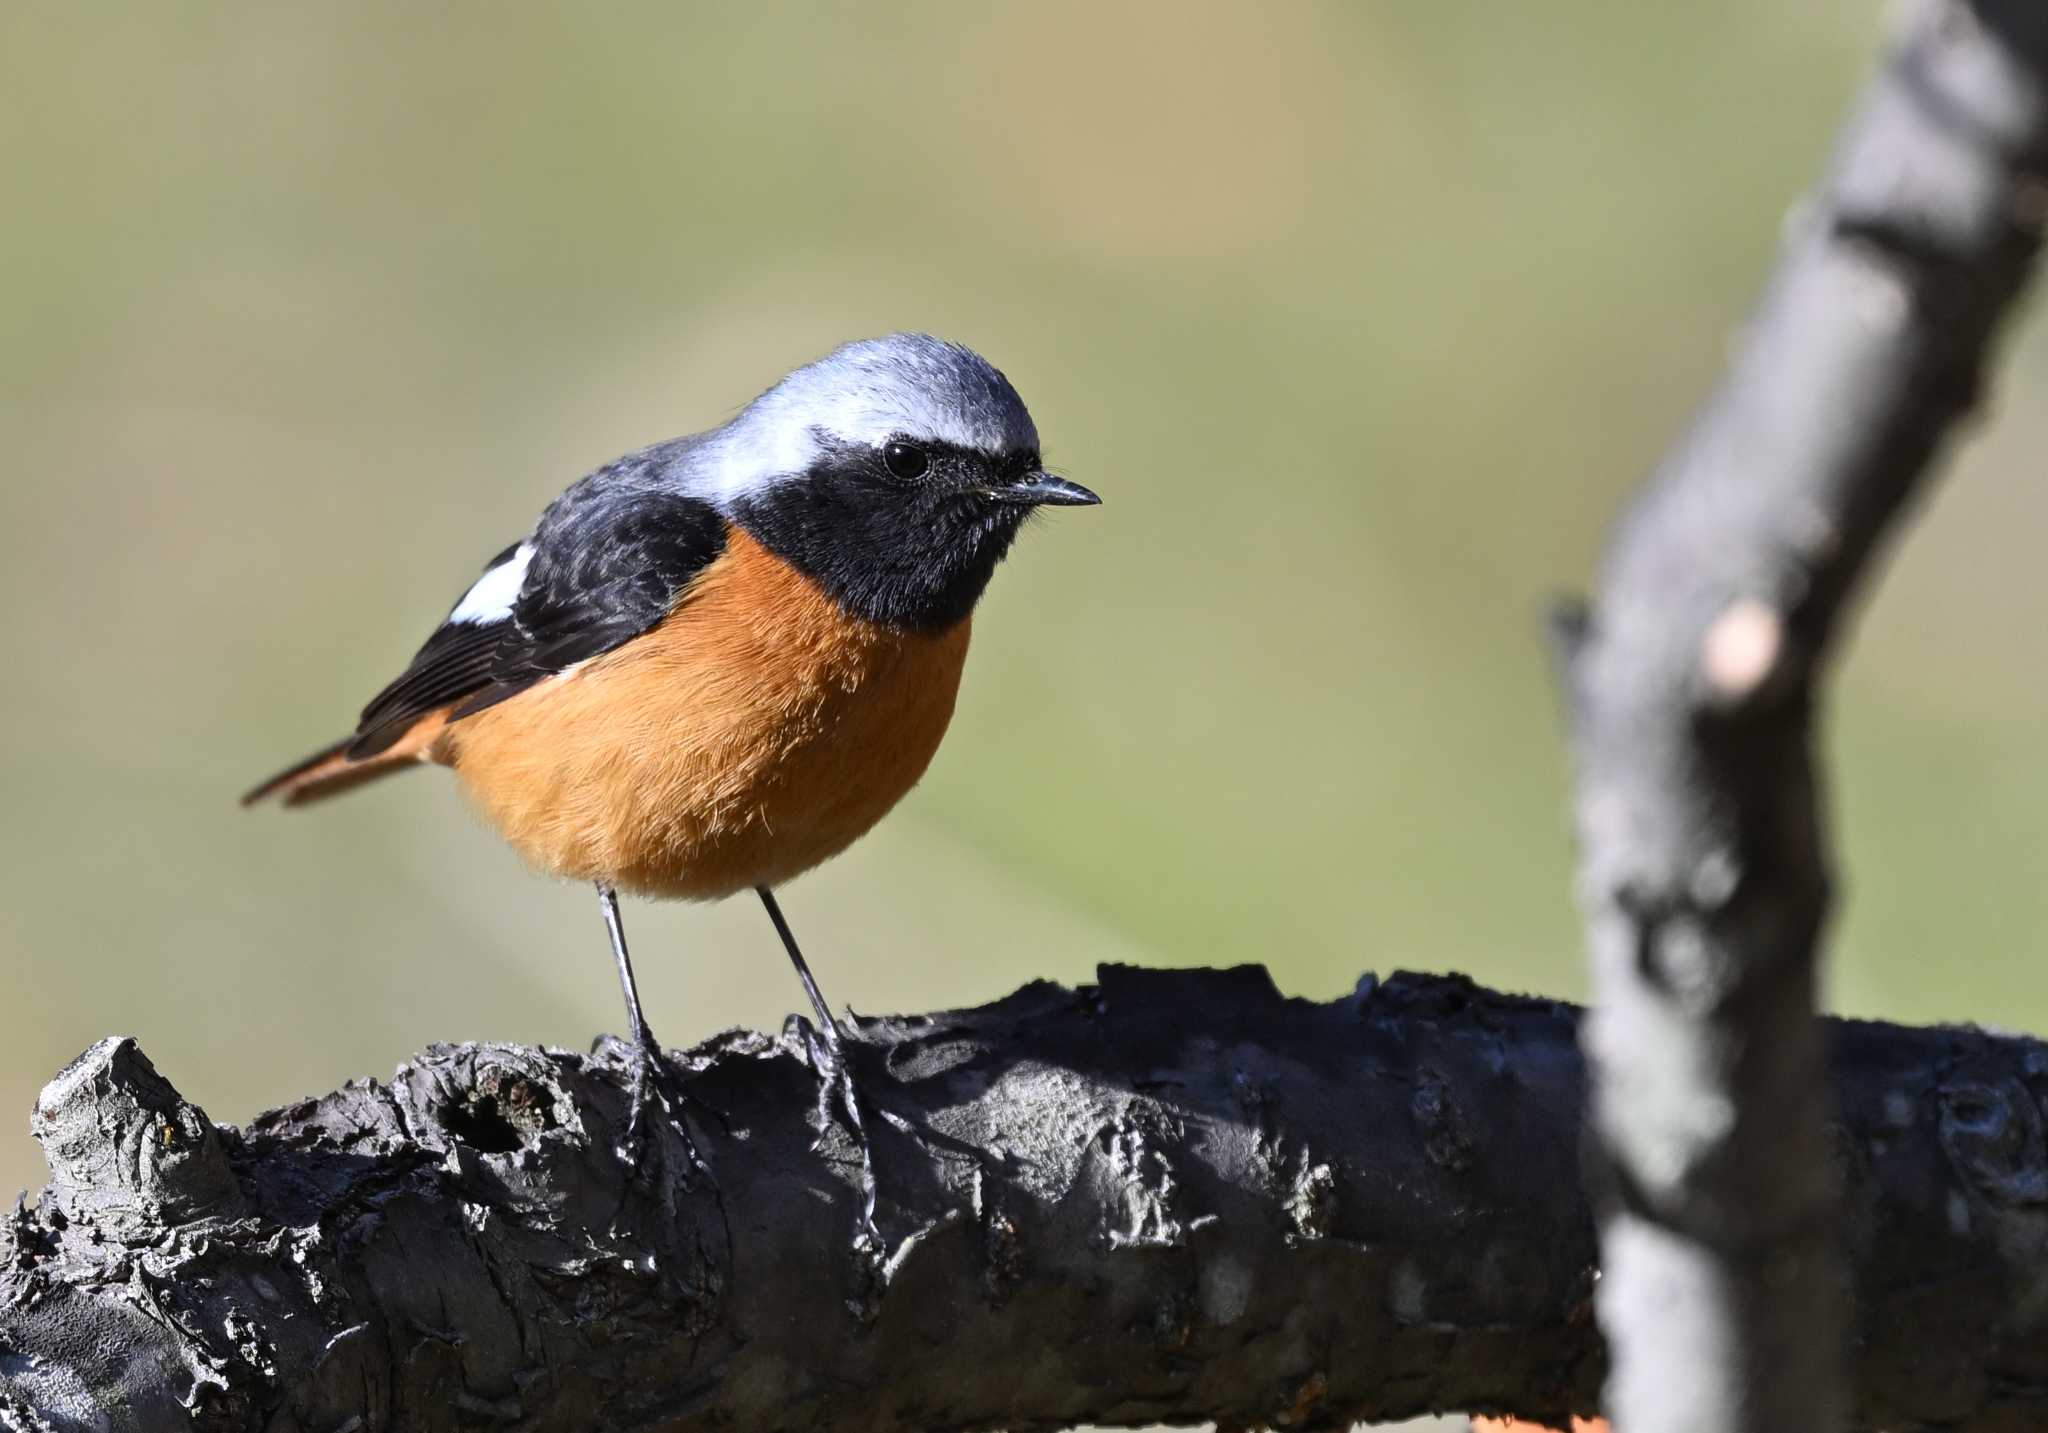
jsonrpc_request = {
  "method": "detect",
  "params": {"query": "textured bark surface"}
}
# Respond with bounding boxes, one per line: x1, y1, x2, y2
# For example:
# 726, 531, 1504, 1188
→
1552, 1, 2048, 1428
4, 967, 2048, 1432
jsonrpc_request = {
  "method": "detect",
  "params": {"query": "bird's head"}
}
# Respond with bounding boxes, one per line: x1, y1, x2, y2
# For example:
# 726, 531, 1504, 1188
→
691, 334, 1097, 631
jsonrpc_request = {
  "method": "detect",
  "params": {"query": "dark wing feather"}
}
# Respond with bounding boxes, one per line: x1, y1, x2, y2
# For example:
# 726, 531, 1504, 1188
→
349, 617, 517, 756
345, 467, 727, 758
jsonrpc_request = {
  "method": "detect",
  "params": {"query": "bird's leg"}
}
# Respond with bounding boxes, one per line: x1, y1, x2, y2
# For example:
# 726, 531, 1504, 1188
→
596, 882, 703, 1180
756, 886, 878, 1233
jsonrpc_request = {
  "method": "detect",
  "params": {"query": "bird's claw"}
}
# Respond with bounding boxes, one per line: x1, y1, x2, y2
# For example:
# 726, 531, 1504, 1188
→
799, 1023, 847, 1142
611, 1032, 709, 1187
796, 1016, 881, 1240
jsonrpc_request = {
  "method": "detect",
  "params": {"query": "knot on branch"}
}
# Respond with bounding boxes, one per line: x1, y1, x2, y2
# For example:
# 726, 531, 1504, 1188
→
1699, 599, 1789, 709
30, 1036, 242, 1237
1937, 1076, 2048, 1207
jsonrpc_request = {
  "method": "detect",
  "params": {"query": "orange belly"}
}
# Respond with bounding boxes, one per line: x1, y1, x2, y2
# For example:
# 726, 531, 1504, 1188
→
433, 529, 970, 899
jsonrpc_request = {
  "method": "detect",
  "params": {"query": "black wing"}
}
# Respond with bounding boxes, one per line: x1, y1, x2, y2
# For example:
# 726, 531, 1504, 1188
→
347, 462, 728, 759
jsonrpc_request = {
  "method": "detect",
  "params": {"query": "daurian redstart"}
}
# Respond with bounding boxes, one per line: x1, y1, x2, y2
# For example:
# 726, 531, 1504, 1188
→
246, 333, 1096, 1174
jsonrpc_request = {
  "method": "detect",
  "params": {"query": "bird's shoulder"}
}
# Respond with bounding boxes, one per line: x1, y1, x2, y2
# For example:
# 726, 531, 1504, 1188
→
517, 437, 724, 630
347, 437, 731, 756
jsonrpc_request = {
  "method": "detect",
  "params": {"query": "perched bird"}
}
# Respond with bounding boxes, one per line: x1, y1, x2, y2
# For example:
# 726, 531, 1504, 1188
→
245, 333, 1097, 1176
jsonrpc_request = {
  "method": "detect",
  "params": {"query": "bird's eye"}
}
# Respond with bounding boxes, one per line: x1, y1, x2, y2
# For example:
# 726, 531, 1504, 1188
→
882, 441, 929, 480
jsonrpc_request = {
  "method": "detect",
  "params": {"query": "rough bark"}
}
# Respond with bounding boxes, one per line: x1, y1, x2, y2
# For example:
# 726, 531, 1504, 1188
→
1551, 1, 2048, 1428
3, 967, 2048, 1432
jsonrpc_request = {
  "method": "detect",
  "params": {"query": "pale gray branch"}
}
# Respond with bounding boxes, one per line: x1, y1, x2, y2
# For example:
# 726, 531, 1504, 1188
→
1553, 1, 2048, 1428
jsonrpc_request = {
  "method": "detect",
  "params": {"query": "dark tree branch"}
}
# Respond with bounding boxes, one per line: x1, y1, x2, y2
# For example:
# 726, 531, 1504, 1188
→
1552, 2, 2048, 1428
4, 968, 2048, 1431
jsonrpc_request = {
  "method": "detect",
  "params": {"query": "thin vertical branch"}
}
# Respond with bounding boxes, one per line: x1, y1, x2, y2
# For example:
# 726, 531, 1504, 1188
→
1555, 1, 2048, 1428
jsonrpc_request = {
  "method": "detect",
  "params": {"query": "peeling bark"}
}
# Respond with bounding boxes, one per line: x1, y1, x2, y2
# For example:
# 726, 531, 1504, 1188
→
3, 968, 2048, 1431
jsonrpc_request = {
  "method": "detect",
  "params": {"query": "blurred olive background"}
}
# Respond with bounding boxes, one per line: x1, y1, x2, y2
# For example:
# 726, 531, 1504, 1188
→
4, 0, 2046, 1248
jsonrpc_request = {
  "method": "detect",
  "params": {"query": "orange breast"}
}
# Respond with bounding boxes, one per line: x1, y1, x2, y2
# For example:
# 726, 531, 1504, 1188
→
433, 529, 970, 899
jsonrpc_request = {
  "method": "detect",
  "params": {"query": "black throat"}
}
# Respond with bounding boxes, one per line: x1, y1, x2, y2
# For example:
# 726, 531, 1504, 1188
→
729, 439, 1037, 632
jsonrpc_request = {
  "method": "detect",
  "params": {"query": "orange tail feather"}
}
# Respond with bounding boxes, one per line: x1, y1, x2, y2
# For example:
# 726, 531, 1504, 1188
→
242, 712, 449, 808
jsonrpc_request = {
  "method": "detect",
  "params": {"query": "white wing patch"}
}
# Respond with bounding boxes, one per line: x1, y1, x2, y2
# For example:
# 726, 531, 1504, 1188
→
449, 543, 533, 625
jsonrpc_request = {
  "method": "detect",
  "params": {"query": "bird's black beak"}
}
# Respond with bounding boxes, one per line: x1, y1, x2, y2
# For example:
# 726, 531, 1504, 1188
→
996, 471, 1100, 507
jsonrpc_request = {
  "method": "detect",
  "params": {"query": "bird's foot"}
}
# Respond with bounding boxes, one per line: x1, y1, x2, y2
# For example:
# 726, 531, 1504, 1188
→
797, 1017, 881, 1247
611, 1029, 710, 1188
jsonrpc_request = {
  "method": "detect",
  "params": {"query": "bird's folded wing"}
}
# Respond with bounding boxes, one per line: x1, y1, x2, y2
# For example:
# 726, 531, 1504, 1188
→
347, 479, 729, 758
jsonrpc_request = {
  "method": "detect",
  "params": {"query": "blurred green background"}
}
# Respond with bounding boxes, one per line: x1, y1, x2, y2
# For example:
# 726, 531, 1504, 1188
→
4, 0, 2045, 1251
